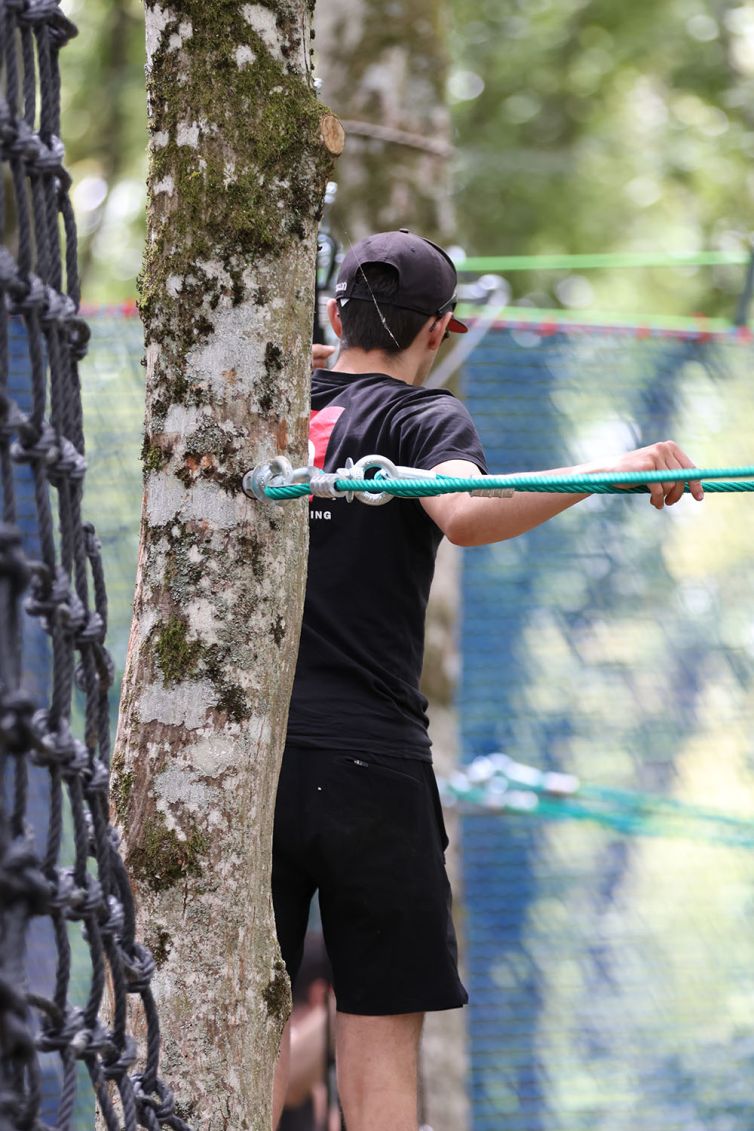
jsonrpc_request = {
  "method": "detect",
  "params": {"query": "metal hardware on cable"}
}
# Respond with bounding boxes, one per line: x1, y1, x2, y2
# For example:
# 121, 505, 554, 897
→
243, 460, 754, 503
440, 755, 754, 848
241, 453, 482, 506
0, 4, 192, 1129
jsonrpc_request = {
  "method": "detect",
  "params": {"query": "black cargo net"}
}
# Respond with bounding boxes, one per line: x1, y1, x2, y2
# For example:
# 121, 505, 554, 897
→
0, 4, 190, 1129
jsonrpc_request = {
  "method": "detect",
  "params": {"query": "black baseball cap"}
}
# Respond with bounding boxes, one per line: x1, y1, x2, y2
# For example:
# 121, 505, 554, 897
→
335, 229, 468, 334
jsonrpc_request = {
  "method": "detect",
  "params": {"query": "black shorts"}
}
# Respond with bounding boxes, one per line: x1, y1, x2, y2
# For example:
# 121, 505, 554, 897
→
272, 744, 468, 1016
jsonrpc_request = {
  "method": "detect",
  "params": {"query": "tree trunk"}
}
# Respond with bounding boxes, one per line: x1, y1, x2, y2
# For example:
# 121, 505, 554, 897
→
314, 0, 453, 243
111, 4, 340, 1128
313, 6, 469, 1129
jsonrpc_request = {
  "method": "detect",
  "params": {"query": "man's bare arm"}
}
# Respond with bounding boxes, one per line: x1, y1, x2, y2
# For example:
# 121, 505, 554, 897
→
421, 442, 703, 548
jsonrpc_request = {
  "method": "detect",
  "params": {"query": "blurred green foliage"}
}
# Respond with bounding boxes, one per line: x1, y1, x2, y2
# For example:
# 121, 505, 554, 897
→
449, 0, 754, 315
62, 0, 754, 315
61, 0, 147, 302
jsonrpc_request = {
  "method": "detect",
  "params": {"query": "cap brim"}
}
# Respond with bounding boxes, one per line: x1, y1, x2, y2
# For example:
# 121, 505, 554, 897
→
448, 315, 469, 334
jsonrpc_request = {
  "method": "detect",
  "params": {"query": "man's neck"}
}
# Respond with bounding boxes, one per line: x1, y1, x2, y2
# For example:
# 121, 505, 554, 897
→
331, 348, 421, 386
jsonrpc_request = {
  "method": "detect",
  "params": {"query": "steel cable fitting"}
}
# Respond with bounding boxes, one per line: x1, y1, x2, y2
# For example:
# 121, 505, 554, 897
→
243, 453, 517, 506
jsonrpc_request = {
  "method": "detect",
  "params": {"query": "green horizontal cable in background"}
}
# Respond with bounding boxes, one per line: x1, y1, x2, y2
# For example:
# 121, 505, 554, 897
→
444, 776, 754, 849
455, 249, 752, 273
454, 304, 748, 335
579, 782, 754, 833
459, 791, 754, 850
265, 466, 754, 501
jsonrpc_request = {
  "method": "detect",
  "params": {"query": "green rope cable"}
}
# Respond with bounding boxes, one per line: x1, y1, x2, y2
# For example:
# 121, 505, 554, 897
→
578, 782, 754, 831
517, 798, 754, 849
446, 780, 754, 848
454, 304, 746, 334
265, 466, 754, 501
455, 250, 751, 273
462, 768, 754, 830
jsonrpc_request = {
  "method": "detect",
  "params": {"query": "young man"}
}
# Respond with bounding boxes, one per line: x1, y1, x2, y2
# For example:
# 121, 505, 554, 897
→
272, 230, 702, 1131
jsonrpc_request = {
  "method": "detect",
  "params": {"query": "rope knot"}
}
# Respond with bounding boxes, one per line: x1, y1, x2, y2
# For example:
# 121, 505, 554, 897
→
76, 646, 115, 693
25, 565, 85, 633
132, 1078, 177, 1124
27, 133, 66, 176
8, 117, 35, 163
11, 420, 56, 467
0, 839, 49, 912
66, 316, 90, 361
99, 895, 125, 940
0, 523, 31, 591
51, 869, 105, 920
30, 715, 88, 775
122, 942, 157, 994
0, 689, 38, 754
47, 7, 78, 46
10, 273, 46, 317
101, 1034, 138, 1081
83, 756, 110, 799
17, 0, 64, 27
45, 435, 87, 484
35, 1005, 86, 1055
75, 610, 105, 645
67, 1018, 112, 1057
41, 285, 76, 326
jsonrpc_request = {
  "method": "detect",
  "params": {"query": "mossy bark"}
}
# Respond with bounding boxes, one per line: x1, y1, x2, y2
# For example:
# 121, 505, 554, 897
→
314, 0, 453, 243
112, 4, 339, 1128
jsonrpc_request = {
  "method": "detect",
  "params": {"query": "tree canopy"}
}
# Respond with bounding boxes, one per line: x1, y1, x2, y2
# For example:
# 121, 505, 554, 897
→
62, 0, 754, 317
449, 0, 754, 315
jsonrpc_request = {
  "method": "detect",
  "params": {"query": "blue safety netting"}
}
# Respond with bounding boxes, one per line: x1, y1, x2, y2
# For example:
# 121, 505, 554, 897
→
458, 319, 754, 1131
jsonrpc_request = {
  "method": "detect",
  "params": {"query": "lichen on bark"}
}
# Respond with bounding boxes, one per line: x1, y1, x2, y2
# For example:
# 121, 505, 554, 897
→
127, 814, 209, 893
154, 614, 202, 684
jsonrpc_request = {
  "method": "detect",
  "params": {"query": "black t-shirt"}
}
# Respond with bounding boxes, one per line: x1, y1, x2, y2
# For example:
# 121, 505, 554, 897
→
285, 369, 487, 760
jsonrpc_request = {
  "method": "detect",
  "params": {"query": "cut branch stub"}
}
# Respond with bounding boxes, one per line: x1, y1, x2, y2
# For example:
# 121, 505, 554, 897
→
320, 113, 346, 156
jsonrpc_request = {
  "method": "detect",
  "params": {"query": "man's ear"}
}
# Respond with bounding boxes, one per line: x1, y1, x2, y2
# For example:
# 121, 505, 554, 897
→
327, 298, 343, 340
426, 311, 453, 350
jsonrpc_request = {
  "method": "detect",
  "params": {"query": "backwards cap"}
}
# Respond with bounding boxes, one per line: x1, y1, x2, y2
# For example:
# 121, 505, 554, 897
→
335, 229, 468, 334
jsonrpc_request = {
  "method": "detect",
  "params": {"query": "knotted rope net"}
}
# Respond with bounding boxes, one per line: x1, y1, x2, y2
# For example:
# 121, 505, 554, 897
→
0, 4, 190, 1129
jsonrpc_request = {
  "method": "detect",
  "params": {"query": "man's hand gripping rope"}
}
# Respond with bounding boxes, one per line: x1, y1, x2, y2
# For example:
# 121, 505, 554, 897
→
606, 440, 704, 508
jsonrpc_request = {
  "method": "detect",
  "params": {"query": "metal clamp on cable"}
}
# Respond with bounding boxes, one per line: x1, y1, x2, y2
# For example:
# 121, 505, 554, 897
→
242, 456, 313, 501
309, 473, 344, 500
243, 452, 443, 505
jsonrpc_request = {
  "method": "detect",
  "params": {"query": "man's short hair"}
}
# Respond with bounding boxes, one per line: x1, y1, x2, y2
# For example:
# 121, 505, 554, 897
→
338, 263, 430, 354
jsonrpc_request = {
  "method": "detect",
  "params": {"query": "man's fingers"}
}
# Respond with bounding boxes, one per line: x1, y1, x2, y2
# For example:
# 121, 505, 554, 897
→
663, 452, 686, 506
311, 344, 336, 368
647, 442, 704, 507
613, 441, 703, 508
676, 451, 704, 501
648, 481, 664, 509
663, 443, 704, 503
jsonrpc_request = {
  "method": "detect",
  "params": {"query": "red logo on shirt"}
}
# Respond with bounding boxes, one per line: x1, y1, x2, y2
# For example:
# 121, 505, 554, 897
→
309, 406, 344, 469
